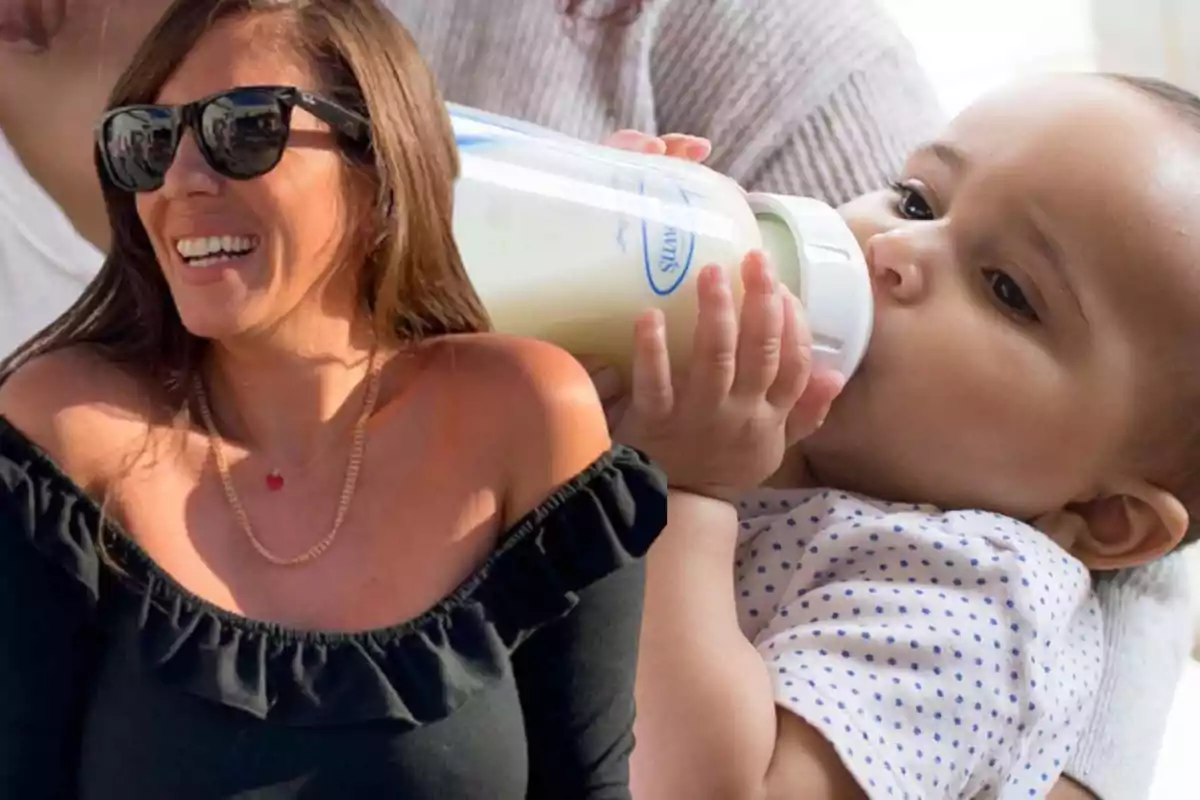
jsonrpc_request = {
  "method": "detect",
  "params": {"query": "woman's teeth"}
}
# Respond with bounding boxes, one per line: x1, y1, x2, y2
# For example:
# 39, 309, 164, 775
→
176, 234, 260, 268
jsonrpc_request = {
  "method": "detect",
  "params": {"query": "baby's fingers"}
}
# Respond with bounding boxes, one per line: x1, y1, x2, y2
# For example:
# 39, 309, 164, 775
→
766, 289, 813, 410
630, 309, 674, 421
686, 266, 738, 409
784, 369, 845, 446
731, 251, 783, 400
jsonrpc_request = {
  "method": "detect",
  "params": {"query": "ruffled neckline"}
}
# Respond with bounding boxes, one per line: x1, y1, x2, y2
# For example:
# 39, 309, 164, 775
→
0, 415, 666, 727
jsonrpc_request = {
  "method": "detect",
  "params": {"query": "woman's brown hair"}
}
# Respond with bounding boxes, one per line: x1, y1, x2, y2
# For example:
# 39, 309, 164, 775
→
0, 0, 489, 405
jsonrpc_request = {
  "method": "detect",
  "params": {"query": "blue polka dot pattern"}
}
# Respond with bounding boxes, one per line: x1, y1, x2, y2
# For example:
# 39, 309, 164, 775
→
735, 488, 1102, 800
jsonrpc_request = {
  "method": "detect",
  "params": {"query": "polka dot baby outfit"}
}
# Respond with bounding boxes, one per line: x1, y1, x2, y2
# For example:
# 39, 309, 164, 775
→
735, 488, 1103, 800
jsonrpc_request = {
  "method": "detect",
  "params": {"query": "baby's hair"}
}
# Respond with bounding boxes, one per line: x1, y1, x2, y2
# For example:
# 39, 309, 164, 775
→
1102, 73, 1200, 550
1104, 74, 1200, 125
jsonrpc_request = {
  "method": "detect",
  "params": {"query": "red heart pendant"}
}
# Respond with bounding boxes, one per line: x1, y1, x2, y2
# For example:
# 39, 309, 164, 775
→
265, 471, 285, 492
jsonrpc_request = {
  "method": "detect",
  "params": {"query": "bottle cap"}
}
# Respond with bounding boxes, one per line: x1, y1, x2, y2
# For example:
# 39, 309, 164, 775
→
747, 194, 873, 379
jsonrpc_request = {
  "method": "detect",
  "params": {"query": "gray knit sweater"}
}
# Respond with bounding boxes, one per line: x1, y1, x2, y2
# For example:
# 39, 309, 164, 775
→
386, 2, 1193, 798
395, 0, 938, 202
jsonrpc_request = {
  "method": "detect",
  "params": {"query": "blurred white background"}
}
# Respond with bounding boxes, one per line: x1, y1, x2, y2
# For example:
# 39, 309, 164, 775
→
875, 3, 1200, 798
881, 0, 1200, 115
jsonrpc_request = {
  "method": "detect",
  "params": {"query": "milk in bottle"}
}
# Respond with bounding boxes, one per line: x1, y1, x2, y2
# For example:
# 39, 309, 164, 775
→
446, 103, 874, 379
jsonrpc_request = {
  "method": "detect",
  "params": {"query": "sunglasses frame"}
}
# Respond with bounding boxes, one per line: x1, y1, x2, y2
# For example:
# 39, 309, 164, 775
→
95, 85, 371, 193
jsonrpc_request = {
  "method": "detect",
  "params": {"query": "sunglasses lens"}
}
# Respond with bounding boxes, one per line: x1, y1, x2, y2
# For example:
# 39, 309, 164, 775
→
102, 107, 178, 192
200, 89, 289, 179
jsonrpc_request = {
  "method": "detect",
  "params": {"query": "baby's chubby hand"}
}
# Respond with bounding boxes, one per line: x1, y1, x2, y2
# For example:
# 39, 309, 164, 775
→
584, 128, 844, 498
578, 127, 713, 434
621, 252, 843, 499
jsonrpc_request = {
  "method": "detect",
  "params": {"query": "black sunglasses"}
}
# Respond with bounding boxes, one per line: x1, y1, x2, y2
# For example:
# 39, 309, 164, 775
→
96, 85, 370, 193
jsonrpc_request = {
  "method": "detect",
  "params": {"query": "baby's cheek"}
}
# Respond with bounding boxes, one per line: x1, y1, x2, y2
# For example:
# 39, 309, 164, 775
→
886, 391, 1066, 513
972, 414, 1100, 515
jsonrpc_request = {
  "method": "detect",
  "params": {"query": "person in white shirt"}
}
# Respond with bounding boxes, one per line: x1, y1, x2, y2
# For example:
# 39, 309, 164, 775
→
0, 134, 102, 352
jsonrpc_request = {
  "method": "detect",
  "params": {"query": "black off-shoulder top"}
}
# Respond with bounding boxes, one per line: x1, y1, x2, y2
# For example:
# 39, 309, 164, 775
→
0, 416, 667, 799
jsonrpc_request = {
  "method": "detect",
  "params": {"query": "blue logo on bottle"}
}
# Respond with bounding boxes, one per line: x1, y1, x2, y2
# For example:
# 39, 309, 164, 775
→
454, 134, 493, 149
641, 181, 696, 296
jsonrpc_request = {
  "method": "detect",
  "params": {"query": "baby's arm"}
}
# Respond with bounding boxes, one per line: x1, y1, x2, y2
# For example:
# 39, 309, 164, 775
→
736, 495, 1102, 799
633, 491, 865, 799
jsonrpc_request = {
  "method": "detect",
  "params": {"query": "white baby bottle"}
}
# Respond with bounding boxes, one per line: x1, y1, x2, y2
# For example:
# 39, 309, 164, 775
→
446, 103, 874, 379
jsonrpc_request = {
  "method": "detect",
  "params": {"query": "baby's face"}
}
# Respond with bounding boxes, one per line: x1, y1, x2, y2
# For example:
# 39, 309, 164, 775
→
805, 74, 1200, 520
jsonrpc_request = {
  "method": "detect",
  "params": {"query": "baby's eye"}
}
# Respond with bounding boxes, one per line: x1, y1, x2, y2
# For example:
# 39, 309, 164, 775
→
889, 181, 935, 221
983, 269, 1039, 322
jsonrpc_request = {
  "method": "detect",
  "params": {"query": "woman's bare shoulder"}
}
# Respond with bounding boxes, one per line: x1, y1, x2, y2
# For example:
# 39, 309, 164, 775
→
428, 333, 603, 400
424, 334, 613, 519
0, 346, 149, 469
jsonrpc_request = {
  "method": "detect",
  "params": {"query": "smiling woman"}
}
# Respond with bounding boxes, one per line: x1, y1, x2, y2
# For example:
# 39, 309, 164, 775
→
0, 0, 666, 796
70, 3, 486, 377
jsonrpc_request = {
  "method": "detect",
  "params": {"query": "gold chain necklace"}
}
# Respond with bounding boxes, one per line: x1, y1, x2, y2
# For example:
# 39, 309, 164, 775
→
192, 348, 384, 567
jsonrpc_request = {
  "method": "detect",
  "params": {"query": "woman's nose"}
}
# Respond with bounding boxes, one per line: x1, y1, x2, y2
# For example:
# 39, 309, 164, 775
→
866, 229, 931, 306
159, 133, 221, 198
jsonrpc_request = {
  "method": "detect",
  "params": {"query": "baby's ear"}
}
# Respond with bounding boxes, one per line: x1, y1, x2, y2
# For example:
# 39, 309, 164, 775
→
1037, 483, 1188, 570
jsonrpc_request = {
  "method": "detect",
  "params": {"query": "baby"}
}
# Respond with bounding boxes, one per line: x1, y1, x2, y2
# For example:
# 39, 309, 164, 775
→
624, 72, 1200, 800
